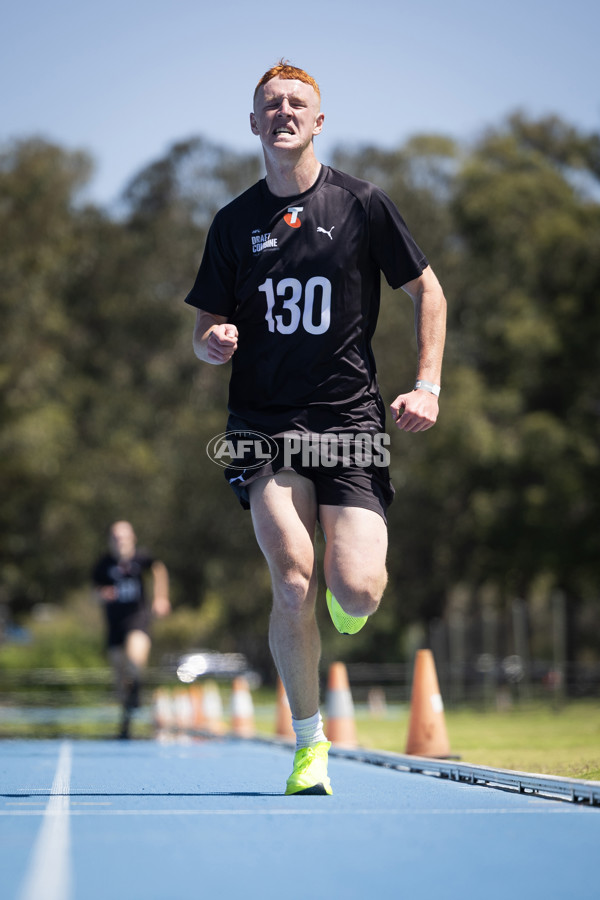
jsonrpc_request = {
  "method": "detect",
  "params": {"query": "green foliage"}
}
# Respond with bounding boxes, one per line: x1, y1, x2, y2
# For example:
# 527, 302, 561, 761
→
1, 114, 599, 675
0, 595, 105, 671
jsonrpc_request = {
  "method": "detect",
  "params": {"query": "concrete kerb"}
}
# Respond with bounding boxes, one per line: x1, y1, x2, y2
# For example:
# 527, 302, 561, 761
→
174, 728, 600, 807
322, 744, 600, 807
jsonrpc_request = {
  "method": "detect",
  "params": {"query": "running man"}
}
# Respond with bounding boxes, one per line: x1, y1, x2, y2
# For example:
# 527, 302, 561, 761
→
185, 62, 447, 793
92, 521, 171, 738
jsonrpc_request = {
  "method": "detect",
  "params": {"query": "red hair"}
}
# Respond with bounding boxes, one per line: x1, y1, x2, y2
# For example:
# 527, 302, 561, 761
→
254, 60, 320, 103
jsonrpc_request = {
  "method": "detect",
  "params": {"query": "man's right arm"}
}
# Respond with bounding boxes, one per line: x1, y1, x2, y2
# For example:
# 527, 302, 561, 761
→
91, 561, 117, 603
93, 585, 117, 602
192, 309, 239, 365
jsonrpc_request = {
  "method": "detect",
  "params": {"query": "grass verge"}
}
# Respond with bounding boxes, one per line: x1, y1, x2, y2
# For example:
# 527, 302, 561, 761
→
1, 693, 598, 782
353, 701, 600, 781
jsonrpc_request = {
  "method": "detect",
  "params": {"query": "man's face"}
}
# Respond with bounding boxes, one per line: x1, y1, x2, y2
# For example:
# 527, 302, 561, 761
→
109, 521, 136, 560
250, 77, 324, 154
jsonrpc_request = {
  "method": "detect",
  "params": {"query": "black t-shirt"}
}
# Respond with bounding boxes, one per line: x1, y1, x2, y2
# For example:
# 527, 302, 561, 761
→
92, 551, 154, 628
185, 165, 428, 435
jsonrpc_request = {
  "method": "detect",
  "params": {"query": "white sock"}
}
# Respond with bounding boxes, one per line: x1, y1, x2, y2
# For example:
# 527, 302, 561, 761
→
292, 710, 327, 749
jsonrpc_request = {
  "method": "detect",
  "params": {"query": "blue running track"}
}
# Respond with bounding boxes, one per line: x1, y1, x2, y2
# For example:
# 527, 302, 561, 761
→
1, 738, 599, 900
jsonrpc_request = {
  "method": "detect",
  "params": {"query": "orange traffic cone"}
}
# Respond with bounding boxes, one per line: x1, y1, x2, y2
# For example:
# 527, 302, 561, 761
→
202, 680, 225, 735
405, 649, 451, 757
274, 676, 295, 739
325, 661, 357, 747
172, 687, 195, 733
368, 686, 387, 718
189, 683, 205, 730
230, 676, 255, 737
152, 688, 173, 733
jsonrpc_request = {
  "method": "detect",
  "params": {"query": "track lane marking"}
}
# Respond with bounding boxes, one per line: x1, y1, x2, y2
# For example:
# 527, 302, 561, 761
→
17, 741, 73, 900
2, 806, 590, 817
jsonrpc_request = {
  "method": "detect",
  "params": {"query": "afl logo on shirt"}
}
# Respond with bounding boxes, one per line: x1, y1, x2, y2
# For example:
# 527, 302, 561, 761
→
284, 206, 303, 228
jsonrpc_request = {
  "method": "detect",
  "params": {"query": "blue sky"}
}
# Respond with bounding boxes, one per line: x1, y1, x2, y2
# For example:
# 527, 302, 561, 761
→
2, 0, 598, 207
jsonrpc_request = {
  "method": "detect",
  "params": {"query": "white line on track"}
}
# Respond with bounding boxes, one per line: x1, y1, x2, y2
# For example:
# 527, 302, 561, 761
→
2, 806, 586, 817
17, 741, 73, 900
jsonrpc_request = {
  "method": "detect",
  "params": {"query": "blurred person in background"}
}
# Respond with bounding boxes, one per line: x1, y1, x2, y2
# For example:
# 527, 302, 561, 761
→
92, 520, 171, 738
185, 61, 446, 794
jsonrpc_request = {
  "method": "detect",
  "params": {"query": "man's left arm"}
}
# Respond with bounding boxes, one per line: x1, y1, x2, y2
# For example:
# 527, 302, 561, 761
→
151, 561, 171, 617
390, 265, 447, 433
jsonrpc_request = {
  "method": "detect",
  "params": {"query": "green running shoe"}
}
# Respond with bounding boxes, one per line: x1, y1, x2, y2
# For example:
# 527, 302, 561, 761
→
285, 741, 333, 796
326, 589, 368, 635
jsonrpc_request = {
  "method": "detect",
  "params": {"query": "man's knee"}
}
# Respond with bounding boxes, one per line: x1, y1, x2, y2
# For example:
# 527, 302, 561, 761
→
125, 630, 151, 668
271, 566, 317, 617
328, 567, 387, 618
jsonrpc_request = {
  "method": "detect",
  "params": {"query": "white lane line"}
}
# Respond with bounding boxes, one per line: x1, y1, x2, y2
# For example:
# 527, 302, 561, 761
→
6, 802, 47, 806
17, 741, 73, 900
1, 806, 586, 817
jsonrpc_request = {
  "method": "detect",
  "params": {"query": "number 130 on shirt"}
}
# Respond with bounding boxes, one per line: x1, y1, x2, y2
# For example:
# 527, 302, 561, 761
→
259, 276, 332, 335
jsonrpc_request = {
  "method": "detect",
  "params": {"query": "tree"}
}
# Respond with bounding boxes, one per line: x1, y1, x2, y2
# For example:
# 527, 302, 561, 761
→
0, 139, 95, 611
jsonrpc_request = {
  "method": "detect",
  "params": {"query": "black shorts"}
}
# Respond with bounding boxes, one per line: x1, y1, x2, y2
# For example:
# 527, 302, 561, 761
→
106, 608, 151, 649
222, 432, 394, 522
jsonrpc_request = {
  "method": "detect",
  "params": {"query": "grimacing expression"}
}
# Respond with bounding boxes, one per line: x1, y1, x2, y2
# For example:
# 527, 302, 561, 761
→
250, 77, 324, 152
